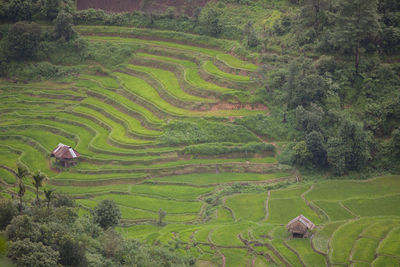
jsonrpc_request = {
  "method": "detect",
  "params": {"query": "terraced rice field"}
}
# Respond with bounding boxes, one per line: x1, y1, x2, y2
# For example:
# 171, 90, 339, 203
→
1, 26, 400, 266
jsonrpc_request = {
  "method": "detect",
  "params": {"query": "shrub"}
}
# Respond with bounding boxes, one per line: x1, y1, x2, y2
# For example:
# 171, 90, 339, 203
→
93, 200, 121, 229
8, 239, 60, 267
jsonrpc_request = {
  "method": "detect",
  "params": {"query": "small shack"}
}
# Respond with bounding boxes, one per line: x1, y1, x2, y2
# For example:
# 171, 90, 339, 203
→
286, 215, 315, 238
51, 143, 80, 167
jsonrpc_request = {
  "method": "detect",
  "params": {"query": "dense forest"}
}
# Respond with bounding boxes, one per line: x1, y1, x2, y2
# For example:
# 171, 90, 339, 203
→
0, 0, 399, 266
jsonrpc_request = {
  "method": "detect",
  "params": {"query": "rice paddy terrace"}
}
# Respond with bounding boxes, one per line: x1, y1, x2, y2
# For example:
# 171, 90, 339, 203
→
1, 26, 400, 266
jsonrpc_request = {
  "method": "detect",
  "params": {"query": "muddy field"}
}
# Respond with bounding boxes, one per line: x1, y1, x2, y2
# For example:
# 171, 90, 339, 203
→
77, 0, 210, 15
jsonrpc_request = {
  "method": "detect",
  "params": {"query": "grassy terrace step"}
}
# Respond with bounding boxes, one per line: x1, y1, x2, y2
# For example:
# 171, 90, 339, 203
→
52, 172, 147, 182
147, 172, 290, 186
1, 114, 179, 158
74, 157, 277, 171
76, 78, 164, 127
73, 105, 154, 145
225, 193, 267, 222
202, 60, 251, 82
124, 64, 214, 103
81, 97, 161, 137
49, 183, 214, 201
82, 33, 257, 71
81, 193, 202, 214
136, 53, 234, 93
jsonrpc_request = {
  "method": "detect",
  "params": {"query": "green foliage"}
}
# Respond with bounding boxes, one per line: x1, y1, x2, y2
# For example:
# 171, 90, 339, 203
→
7, 21, 41, 60
93, 199, 121, 229
160, 119, 258, 145
198, 7, 222, 36
0, 200, 17, 230
7, 239, 60, 267
234, 113, 299, 141
183, 142, 275, 155
54, 11, 75, 41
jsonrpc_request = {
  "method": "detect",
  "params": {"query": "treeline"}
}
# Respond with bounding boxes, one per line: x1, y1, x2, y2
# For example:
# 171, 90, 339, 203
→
258, 0, 400, 175
0, 164, 193, 266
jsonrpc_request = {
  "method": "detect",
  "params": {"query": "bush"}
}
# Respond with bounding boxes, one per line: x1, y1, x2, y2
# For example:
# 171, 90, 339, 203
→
7, 21, 41, 60
93, 200, 121, 229
0, 200, 18, 230
8, 239, 60, 267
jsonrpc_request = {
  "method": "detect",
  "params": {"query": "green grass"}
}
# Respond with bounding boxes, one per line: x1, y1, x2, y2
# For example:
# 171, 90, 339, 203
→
225, 193, 267, 222
372, 256, 400, 266
202, 61, 250, 81
73, 105, 153, 145
220, 248, 252, 267
88, 193, 202, 214
0, 168, 16, 184
378, 227, 400, 257
81, 97, 161, 137
82, 74, 120, 89
312, 221, 343, 254
137, 53, 234, 93
286, 238, 326, 267
343, 194, 400, 217
148, 172, 288, 185
268, 197, 321, 224
305, 175, 400, 201
211, 223, 251, 246
125, 64, 214, 103
272, 239, 304, 266
216, 54, 258, 71
270, 184, 310, 199
53, 172, 147, 181
86, 35, 257, 71
329, 219, 372, 265
76, 78, 164, 125
352, 237, 380, 263
128, 184, 214, 200
117, 224, 161, 240
313, 200, 355, 221
114, 72, 191, 116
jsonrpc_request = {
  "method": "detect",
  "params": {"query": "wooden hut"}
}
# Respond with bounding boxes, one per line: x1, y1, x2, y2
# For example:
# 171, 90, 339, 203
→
286, 215, 315, 238
51, 143, 80, 167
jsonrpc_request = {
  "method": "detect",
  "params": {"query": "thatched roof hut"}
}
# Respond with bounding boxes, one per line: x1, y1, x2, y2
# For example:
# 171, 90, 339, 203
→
51, 143, 80, 167
286, 215, 315, 237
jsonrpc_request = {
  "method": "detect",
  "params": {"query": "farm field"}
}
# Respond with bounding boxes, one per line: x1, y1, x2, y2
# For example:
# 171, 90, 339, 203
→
1, 25, 400, 266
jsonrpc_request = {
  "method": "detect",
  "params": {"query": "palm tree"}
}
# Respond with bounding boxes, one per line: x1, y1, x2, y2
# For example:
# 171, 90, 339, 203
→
17, 180, 25, 211
44, 189, 54, 209
16, 163, 29, 181
32, 171, 47, 205
15, 163, 29, 210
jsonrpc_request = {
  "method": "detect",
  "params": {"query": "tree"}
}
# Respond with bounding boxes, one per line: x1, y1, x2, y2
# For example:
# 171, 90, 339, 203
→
7, 21, 41, 60
7, 239, 60, 267
327, 137, 346, 175
5, 215, 41, 242
93, 200, 121, 229
40, 0, 61, 20
44, 189, 54, 209
305, 130, 327, 167
15, 163, 29, 210
7, 0, 35, 21
199, 7, 222, 36
57, 234, 87, 266
244, 21, 259, 47
0, 199, 17, 230
158, 208, 167, 226
334, 0, 380, 72
32, 171, 47, 205
54, 11, 75, 41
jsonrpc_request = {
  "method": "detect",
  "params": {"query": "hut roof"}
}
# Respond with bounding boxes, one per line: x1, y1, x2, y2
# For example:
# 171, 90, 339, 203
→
286, 215, 315, 230
51, 143, 80, 159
